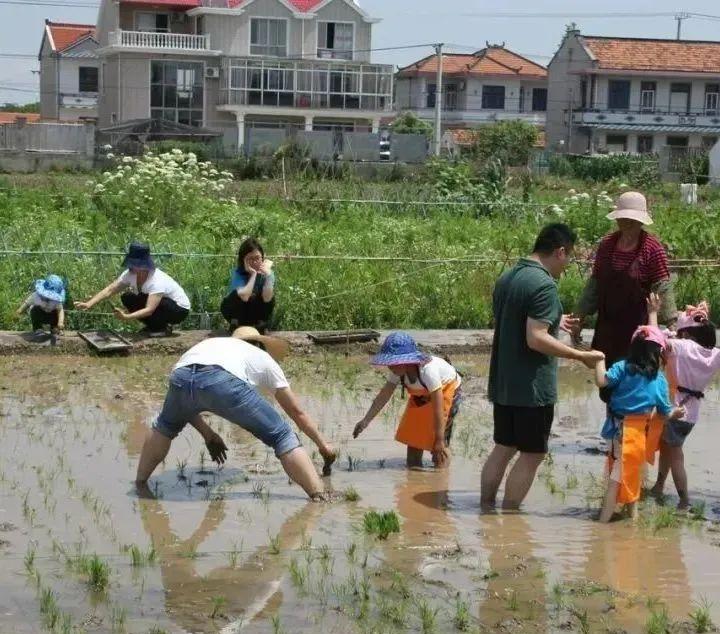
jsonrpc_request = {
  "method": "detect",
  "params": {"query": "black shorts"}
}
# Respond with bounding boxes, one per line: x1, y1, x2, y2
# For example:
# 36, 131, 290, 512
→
493, 404, 555, 454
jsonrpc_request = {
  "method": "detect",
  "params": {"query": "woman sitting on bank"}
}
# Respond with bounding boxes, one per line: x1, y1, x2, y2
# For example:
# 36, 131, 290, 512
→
75, 242, 191, 336
221, 238, 275, 334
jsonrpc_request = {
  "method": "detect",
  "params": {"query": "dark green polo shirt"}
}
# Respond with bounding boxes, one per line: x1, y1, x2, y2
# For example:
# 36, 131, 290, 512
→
488, 258, 563, 407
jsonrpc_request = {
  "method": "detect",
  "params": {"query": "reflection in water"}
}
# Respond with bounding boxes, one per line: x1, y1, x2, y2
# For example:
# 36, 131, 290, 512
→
138, 495, 325, 632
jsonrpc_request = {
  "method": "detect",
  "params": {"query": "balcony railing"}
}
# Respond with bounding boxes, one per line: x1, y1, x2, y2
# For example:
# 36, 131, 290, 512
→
573, 108, 720, 128
219, 58, 394, 112
109, 30, 211, 51
60, 92, 98, 108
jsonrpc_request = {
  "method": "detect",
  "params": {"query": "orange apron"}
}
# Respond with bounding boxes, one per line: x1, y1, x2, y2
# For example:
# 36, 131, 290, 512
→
647, 368, 677, 465
609, 413, 651, 504
395, 380, 460, 451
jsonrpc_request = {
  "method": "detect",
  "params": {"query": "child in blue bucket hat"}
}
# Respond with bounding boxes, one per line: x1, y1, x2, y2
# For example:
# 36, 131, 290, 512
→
16, 274, 66, 336
354, 332, 462, 468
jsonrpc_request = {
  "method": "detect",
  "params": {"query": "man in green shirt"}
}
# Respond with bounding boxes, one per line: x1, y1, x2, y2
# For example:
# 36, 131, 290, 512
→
481, 224, 604, 510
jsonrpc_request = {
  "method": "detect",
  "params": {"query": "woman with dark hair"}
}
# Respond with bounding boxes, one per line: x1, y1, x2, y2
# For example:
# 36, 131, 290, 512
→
220, 238, 275, 333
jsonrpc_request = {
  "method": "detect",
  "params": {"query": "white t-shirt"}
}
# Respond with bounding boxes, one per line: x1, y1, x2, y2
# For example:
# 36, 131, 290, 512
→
386, 356, 460, 393
30, 292, 61, 313
174, 337, 290, 391
117, 268, 191, 310
670, 338, 720, 424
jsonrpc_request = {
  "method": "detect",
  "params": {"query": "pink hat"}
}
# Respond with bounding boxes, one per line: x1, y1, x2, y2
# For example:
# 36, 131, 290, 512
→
607, 191, 653, 226
676, 301, 710, 331
632, 325, 667, 350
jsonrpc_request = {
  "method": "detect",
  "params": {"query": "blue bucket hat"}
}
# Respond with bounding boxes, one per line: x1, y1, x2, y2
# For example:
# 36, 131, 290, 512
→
370, 332, 431, 366
35, 274, 66, 303
122, 241, 155, 270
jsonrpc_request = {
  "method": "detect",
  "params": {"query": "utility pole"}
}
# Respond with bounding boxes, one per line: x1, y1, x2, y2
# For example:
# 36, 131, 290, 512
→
675, 12, 690, 40
433, 42, 444, 156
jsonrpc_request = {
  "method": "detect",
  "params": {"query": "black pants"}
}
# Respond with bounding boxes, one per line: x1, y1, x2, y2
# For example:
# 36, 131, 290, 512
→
220, 292, 275, 331
30, 306, 59, 330
121, 293, 189, 332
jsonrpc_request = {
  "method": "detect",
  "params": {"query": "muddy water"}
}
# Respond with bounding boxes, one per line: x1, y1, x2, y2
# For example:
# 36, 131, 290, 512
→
0, 354, 719, 633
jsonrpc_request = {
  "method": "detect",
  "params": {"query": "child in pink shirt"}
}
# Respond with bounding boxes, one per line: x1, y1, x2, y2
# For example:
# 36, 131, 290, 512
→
649, 297, 720, 509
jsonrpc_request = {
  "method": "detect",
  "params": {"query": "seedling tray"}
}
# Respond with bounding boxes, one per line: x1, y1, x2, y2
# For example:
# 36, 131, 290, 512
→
307, 330, 381, 345
78, 329, 133, 353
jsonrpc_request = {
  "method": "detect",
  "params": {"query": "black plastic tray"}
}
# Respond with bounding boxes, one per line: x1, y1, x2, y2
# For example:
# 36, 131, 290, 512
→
307, 330, 381, 344
78, 329, 133, 353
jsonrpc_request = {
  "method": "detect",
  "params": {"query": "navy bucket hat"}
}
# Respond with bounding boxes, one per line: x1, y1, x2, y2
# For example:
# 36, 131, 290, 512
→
122, 242, 155, 270
370, 332, 431, 366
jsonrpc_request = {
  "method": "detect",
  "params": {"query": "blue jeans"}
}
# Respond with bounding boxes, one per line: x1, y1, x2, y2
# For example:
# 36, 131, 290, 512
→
153, 365, 300, 457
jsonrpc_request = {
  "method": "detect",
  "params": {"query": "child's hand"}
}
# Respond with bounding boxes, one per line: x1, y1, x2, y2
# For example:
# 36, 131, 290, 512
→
432, 439, 449, 468
75, 301, 91, 311
113, 307, 130, 321
670, 406, 686, 421
647, 293, 661, 315
353, 419, 369, 439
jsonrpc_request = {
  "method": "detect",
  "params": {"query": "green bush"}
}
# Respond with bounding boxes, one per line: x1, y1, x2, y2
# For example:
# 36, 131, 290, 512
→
147, 140, 224, 162
389, 111, 434, 139
549, 153, 660, 185
469, 120, 539, 167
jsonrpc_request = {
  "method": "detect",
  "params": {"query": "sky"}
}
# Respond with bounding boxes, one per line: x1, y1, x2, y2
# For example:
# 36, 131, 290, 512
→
2, 0, 720, 106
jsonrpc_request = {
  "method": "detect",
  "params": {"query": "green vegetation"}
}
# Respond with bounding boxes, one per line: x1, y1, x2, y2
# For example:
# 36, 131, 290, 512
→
645, 605, 672, 634
362, 510, 401, 540
689, 597, 715, 633
0, 101, 40, 113
469, 120, 539, 166
389, 111, 434, 139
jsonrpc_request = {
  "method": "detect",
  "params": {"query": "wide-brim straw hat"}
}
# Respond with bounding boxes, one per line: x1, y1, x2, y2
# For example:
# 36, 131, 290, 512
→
606, 191, 653, 226
232, 326, 289, 362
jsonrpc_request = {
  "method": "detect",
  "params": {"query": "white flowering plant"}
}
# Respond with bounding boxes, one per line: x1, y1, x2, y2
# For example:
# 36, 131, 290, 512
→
92, 150, 234, 226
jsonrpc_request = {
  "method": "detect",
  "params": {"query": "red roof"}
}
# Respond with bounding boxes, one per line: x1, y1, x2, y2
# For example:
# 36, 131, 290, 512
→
228, 0, 323, 10
0, 112, 41, 124
582, 36, 720, 74
45, 21, 96, 53
120, 0, 200, 6
398, 47, 547, 79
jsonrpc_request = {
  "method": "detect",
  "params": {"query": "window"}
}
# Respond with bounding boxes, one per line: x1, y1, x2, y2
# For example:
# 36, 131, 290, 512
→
150, 61, 203, 127
136, 12, 169, 32
317, 22, 353, 60
250, 18, 287, 57
580, 78, 587, 109
702, 136, 718, 149
670, 83, 691, 114
78, 67, 98, 93
637, 135, 654, 154
640, 81, 656, 112
705, 84, 719, 115
482, 85, 505, 109
532, 88, 547, 112
426, 83, 436, 109
666, 136, 689, 147
606, 134, 627, 152
607, 80, 630, 110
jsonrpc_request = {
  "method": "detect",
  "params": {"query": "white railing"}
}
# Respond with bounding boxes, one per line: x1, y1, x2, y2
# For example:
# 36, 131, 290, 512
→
573, 110, 720, 129
113, 30, 210, 51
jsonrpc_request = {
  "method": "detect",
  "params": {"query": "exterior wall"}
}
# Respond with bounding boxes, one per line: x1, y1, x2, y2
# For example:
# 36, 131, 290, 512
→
40, 41, 59, 120
595, 130, 714, 153
546, 32, 593, 152
312, 0, 371, 62
591, 76, 720, 113
118, 5, 195, 35
98, 56, 119, 127
96, 0, 119, 47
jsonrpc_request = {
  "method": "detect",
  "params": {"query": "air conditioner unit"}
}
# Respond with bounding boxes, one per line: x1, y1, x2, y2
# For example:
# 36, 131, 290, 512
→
205, 67, 220, 79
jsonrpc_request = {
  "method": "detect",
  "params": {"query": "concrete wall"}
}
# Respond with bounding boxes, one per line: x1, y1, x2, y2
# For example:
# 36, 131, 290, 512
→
0, 121, 94, 154
296, 130, 335, 159
546, 31, 593, 152
391, 133, 427, 162
40, 47, 59, 120
246, 127, 286, 155
591, 76, 720, 112
344, 131, 380, 160
96, 0, 119, 47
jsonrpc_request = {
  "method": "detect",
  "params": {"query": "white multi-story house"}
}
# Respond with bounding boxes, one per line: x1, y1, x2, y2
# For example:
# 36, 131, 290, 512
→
38, 20, 100, 121
395, 45, 547, 131
82, 0, 393, 151
547, 29, 720, 154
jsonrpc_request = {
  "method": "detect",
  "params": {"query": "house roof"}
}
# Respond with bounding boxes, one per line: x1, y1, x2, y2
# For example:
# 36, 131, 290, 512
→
0, 112, 41, 124
227, 0, 324, 11
120, 0, 201, 6
581, 36, 720, 74
397, 46, 547, 79
44, 20, 96, 53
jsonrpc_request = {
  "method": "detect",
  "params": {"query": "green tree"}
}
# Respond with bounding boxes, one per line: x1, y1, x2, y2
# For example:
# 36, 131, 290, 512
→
0, 102, 40, 113
389, 111, 433, 139
469, 120, 539, 166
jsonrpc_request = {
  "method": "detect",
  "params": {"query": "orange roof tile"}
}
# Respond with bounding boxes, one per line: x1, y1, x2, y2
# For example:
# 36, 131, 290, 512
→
228, 0, 323, 10
582, 36, 720, 74
398, 47, 547, 79
0, 112, 41, 124
46, 21, 96, 53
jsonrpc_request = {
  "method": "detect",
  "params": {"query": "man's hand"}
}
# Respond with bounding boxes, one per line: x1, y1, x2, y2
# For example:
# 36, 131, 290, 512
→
353, 419, 369, 439
647, 292, 661, 315
113, 307, 130, 321
432, 439, 449, 468
205, 432, 228, 465
560, 313, 580, 335
578, 349, 605, 369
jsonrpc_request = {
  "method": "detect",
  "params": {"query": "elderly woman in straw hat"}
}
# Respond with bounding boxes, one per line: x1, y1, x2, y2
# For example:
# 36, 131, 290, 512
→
573, 191, 676, 368
135, 327, 336, 500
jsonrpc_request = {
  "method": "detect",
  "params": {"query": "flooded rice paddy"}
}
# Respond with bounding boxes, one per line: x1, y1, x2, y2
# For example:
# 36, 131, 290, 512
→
1, 352, 719, 633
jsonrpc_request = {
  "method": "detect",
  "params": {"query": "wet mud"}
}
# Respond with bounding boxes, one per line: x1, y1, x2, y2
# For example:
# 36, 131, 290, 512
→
0, 354, 719, 633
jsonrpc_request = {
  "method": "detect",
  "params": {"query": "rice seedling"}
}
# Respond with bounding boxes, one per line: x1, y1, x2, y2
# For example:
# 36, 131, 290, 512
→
39, 586, 60, 629
453, 595, 471, 631
379, 595, 408, 627
24, 546, 36, 573
362, 510, 401, 540
569, 606, 590, 634
81, 554, 110, 592
552, 582, 565, 611
688, 501, 707, 522
343, 486, 360, 502
271, 614, 284, 634
346, 455, 363, 472
228, 541, 242, 568
176, 459, 188, 481
345, 542, 358, 565
289, 558, 308, 592
645, 605, 672, 634
688, 597, 715, 633
417, 598, 439, 634
210, 595, 226, 619
506, 589, 519, 611
110, 605, 127, 632
251, 482, 266, 499
643, 506, 680, 532
127, 544, 156, 567
180, 543, 199, 559
268, 533, 281, 555
377, 458, 386, 469
390, 572, 411, 600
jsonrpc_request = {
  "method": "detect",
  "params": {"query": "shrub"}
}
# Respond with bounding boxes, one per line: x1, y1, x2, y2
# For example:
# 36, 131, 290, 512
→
549, 153, 660, 184
389, 111, 434, 139
469, 120, 539, 167
147, 140, 223, 162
